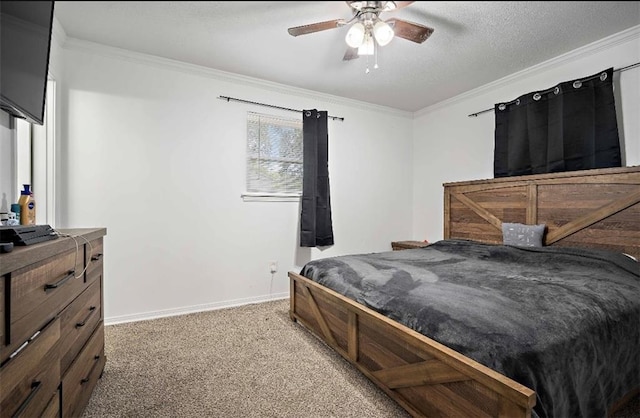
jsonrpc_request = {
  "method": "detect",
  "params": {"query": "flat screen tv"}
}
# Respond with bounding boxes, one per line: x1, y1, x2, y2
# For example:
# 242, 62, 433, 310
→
0, 1, 55, 126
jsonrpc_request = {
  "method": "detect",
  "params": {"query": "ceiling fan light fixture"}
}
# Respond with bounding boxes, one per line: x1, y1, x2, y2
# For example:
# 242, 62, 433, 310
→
373, 20, 394, 46
357, 32, 375, 56
345, 22, 366, 48
288, 1, 432, 64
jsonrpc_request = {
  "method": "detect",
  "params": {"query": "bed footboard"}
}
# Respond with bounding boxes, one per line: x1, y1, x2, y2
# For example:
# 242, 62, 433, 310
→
289, 271, 536, 418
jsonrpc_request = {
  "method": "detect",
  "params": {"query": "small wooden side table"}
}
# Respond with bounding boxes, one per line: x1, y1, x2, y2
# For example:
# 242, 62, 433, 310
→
391, 240, 430, 251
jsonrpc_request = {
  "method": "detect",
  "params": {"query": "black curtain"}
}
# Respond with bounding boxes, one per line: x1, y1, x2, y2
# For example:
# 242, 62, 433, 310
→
494, 68, 621, 178
300, 109, 334, 247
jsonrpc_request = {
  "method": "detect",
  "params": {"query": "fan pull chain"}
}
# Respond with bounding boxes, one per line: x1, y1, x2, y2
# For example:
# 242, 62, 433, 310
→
374, 39, 379, 70
365, 40, 380, 74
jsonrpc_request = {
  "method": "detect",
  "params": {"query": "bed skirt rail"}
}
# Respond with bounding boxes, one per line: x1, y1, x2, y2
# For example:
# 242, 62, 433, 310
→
289, 271, 536, 418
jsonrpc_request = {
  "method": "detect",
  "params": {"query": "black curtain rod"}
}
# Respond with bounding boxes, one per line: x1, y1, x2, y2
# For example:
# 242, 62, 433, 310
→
467, 62, 640, 118
218, 96, 345, 121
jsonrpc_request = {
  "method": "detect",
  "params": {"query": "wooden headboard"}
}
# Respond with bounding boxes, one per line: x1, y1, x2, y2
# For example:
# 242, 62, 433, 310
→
444, 166, 640, 260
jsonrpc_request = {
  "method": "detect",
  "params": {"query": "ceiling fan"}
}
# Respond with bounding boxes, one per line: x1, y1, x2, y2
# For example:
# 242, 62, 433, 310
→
287, 1, 434, 61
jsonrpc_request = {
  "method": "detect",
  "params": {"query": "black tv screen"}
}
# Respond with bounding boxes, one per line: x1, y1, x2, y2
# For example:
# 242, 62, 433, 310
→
0, 1, 55, 126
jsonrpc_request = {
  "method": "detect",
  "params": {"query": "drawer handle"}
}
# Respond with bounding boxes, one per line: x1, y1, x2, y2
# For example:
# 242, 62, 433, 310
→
11, 381, 41, 418
91, 253, 103, 261
44, 270, 76, 291
81, 355, 101, 384
8, 319, 52, 361
76, 306, 97, 328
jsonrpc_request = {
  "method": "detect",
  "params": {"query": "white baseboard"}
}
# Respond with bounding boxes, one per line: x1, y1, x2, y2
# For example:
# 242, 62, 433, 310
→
104, 292, 289, 326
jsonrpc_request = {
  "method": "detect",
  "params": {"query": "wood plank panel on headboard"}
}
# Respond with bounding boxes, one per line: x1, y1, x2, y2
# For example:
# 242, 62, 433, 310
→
444, 166, 640, 259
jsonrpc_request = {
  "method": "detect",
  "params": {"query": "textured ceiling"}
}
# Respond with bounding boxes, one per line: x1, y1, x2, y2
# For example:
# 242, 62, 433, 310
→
54, 1, 640, 112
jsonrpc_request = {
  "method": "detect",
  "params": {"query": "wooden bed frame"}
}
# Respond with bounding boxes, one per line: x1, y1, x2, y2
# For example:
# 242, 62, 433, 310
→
288, 166, 640, 417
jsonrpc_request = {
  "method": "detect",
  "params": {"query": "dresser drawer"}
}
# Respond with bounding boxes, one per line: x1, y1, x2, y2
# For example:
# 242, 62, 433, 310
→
0, 317, 60, 418
4, 250, 85, 364
41, 389, 61, 418
62, 323, 105, 418
0, 277, 5, 355
85, 238, 103, 285
59, 279, 102, 374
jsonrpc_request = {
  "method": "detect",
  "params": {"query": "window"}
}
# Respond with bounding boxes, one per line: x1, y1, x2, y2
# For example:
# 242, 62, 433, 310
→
245, 112, 303, 199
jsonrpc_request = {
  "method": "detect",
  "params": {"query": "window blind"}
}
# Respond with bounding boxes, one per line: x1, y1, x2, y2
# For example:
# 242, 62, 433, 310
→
246, 112, 303, 194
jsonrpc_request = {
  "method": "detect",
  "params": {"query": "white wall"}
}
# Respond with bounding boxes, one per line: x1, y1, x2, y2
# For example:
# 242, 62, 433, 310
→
412, 26, 640, 242
56, 41, 414, 323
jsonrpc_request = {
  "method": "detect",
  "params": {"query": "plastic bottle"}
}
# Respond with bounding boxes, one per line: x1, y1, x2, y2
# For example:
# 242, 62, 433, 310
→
17, 186, 29, 224
25, 188, 36, 225
10, 203, 21, 224
5, 212, 18, 226
18, 184, 36, 225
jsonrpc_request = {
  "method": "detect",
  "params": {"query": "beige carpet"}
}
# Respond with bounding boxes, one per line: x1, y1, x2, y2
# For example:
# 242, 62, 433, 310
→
82, 299, 409, 418
83, 299, 638, 418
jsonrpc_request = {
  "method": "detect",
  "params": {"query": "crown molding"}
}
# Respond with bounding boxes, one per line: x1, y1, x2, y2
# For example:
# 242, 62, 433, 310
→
61, 37, 413, 120
47, 17, 68, 80
413, 25, 640, 119
51, 16, 68, 49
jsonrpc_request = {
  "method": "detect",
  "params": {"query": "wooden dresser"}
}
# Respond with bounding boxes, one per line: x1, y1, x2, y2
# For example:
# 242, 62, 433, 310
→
0, 228, 106, 418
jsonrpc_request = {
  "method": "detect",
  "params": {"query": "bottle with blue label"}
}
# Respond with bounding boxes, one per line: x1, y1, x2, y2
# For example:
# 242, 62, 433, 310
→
18, 184, 36, 225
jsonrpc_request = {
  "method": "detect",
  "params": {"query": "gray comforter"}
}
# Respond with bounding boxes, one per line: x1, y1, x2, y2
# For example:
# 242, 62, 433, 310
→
300, 239, 640, 418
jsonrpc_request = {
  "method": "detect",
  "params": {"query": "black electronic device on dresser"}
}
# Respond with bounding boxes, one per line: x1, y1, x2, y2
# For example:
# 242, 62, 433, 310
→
0, 224, 58, 246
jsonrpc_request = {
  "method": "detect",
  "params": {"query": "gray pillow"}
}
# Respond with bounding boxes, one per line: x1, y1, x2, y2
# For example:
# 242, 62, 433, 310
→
502, 223, 545, 247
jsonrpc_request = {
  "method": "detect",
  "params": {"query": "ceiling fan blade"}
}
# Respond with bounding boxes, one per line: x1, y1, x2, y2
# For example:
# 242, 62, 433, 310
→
343, 47, 359, 61
386, 18, 434, 43
288, 19, 346, 37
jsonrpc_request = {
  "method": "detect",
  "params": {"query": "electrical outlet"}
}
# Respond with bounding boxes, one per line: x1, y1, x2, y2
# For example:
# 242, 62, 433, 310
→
269, 261, 278, 274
